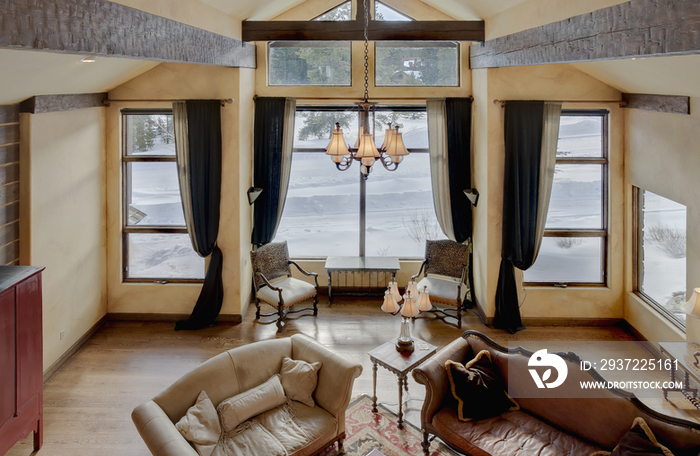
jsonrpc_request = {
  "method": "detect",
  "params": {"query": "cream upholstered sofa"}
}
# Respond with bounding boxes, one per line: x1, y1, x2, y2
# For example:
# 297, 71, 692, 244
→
413, 330, 700, 456
132, 334, 362, 456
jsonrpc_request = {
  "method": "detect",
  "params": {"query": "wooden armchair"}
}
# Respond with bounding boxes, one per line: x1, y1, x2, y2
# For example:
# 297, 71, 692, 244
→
250, 241, 319, 331
411, 239, 471, 328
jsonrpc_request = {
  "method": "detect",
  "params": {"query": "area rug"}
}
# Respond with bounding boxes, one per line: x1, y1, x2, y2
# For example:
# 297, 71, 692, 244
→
319, 395, 457, 456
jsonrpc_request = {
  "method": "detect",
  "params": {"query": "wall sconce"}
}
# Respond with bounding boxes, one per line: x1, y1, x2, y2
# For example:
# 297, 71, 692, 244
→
464, 188, 479, 207
247, 187, 263, 205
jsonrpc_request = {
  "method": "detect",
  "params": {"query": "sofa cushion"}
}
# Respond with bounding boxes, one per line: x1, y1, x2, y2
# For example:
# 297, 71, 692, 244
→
592, 417, 674, 456
175, 390, 221, 456
280, 357, 322, 407
258, 400, 338, 456
432, 407, 602, 456
446, 350, 518, 421
214, 421, 287, 456
217, 375, 287, 432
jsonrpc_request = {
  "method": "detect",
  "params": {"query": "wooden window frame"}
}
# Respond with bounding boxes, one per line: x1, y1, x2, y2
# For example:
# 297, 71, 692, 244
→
121, 109, 204, 284
524, 110, 609, 287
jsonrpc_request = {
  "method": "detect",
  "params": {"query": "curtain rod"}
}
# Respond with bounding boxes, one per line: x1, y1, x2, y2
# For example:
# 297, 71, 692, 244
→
491, 99, 626, 107
104, 98, 234, 107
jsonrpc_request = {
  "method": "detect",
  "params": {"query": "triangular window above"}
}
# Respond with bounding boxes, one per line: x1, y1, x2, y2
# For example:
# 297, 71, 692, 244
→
314, 1, 352, 21
375, 1, 412, 21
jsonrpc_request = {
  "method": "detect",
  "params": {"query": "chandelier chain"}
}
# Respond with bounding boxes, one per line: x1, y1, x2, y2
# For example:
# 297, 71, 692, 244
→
362, 0, 369, 102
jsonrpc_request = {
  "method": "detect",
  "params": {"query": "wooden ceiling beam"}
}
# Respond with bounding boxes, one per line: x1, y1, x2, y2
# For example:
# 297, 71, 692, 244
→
242, 19, 485, 42
470, 0, 700, 68
0, 0, 256, 68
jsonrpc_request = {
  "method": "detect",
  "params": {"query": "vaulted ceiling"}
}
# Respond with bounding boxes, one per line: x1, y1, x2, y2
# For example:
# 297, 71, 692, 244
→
0, 0, 698, 105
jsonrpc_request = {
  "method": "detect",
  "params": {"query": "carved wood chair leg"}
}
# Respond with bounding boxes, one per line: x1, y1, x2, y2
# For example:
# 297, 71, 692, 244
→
255, 299, 261, 320
422, 431, 430, 454
313, 294, 318, 316
277, 303, 284, 331
457, 305, 462, 329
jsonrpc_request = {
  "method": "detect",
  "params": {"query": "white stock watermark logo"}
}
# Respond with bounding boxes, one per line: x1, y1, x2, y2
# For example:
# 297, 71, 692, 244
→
528, 349, 568, 389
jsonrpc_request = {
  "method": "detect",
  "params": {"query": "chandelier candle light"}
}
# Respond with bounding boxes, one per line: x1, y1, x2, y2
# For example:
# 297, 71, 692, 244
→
323, 0, 409, 180
381, 279, 432, 353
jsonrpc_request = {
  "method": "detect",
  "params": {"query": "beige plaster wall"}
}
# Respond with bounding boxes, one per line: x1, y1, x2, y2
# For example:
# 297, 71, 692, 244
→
112, 0, 242, 38
624, 98, 700, 342
487, 0, 628, 40
107, 63, 252, 317
19, 109, 107, 371
472, 63, 624, 322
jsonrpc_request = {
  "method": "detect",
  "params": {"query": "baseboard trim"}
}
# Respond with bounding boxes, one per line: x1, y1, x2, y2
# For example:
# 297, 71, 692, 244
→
43, 314, 107, 383
106, 312, 243, 323
470, 302, 490, 326
521, 317, 623, 327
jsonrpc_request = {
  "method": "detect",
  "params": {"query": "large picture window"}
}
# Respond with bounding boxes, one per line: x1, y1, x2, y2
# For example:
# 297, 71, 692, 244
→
634, 188, 686, 328
121, 110, 205, 282
274, 106, 445, 258
523, 111, 608, 285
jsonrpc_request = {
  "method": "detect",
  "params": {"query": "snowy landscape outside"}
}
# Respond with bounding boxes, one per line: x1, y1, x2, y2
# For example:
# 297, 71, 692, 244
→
638, 191, 686, 324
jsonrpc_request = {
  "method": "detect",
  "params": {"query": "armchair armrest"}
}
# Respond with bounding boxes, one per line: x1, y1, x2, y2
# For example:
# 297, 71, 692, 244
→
255, 272, 283, 293
411, 260, 428, 281
412, 337, 471, 427
289, 260, 320, 288
132, 400, 198, 456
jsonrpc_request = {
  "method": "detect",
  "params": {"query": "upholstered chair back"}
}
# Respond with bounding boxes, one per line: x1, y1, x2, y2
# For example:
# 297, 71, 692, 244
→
251, 241, 292, 289
424, 239, 470, 279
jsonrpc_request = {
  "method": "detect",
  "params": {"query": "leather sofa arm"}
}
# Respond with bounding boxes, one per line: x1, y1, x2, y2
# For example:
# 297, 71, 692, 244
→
132, 400, 198, 456
412, 338, 470, 427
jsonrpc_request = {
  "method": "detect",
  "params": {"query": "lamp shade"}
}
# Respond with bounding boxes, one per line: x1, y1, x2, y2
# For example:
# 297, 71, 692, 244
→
381, 289, 401, 313
401, 293, 420, 318
681, 288, 700, 318
355, 131, 380, 159
380, 124, 396, 151
385, 126, 409, 158
417, 287, 432, 312
325, 123, 349, 157
389, 280, 402, 303
407, 279, 419, 298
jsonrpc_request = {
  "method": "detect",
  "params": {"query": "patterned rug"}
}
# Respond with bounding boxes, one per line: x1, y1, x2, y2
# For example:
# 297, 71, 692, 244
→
319, 395, 458, 456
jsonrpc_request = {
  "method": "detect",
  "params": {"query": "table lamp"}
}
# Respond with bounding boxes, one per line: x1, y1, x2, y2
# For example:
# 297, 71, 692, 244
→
381, 282, 432, 353
681, 288, 700, 367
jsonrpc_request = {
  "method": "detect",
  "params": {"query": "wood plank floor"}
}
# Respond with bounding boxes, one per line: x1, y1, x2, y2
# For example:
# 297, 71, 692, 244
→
6, 298, 699, 455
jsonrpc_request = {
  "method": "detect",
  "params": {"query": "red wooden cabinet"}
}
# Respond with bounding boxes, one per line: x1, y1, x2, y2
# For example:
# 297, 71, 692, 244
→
0, 266, 44, 456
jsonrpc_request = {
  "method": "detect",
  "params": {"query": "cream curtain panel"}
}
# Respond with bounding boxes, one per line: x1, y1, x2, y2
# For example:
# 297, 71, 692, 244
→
426, 98, 456, 241
273, 98, 297, 238
532, 101, 563, 261
173, 101, 198, 252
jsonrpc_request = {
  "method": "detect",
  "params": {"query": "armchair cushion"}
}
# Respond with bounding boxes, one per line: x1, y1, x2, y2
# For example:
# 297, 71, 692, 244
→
280, 357, 322, 408
174, 390, 220, 456
217, 375, 287, 432
425, 239, 470, 279
417, 276, 469, 307
256, 277, 316, 308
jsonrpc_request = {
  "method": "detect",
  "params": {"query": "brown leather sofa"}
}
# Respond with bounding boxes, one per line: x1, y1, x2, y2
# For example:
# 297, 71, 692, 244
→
132, 334, 362, 456
413, 330, 700, 456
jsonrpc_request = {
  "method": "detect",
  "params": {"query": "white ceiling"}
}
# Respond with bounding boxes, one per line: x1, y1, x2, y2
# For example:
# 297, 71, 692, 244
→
0, 49, 159, 105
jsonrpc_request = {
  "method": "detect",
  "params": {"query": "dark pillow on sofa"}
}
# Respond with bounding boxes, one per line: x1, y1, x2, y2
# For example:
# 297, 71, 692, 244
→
445, 349, 519, 421
592, 417, 674, 456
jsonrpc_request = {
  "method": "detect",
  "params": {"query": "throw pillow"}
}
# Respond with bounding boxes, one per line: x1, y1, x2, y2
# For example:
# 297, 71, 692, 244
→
279, 357, 322, 407
175, 390, 221, 456
591, 417, 674, 456
445, 349, 519, 421
217, 374, 287, 432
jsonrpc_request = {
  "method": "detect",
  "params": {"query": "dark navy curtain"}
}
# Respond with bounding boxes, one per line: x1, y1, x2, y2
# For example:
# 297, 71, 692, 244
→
252, 97, 287, 247
174, 100, 224, 331
494, 101, 545, 334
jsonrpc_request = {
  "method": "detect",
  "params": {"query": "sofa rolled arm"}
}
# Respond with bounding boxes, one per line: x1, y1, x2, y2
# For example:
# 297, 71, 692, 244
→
412, 337, 470, 427
291, 334, 363, 433
132, 400, 198, 456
